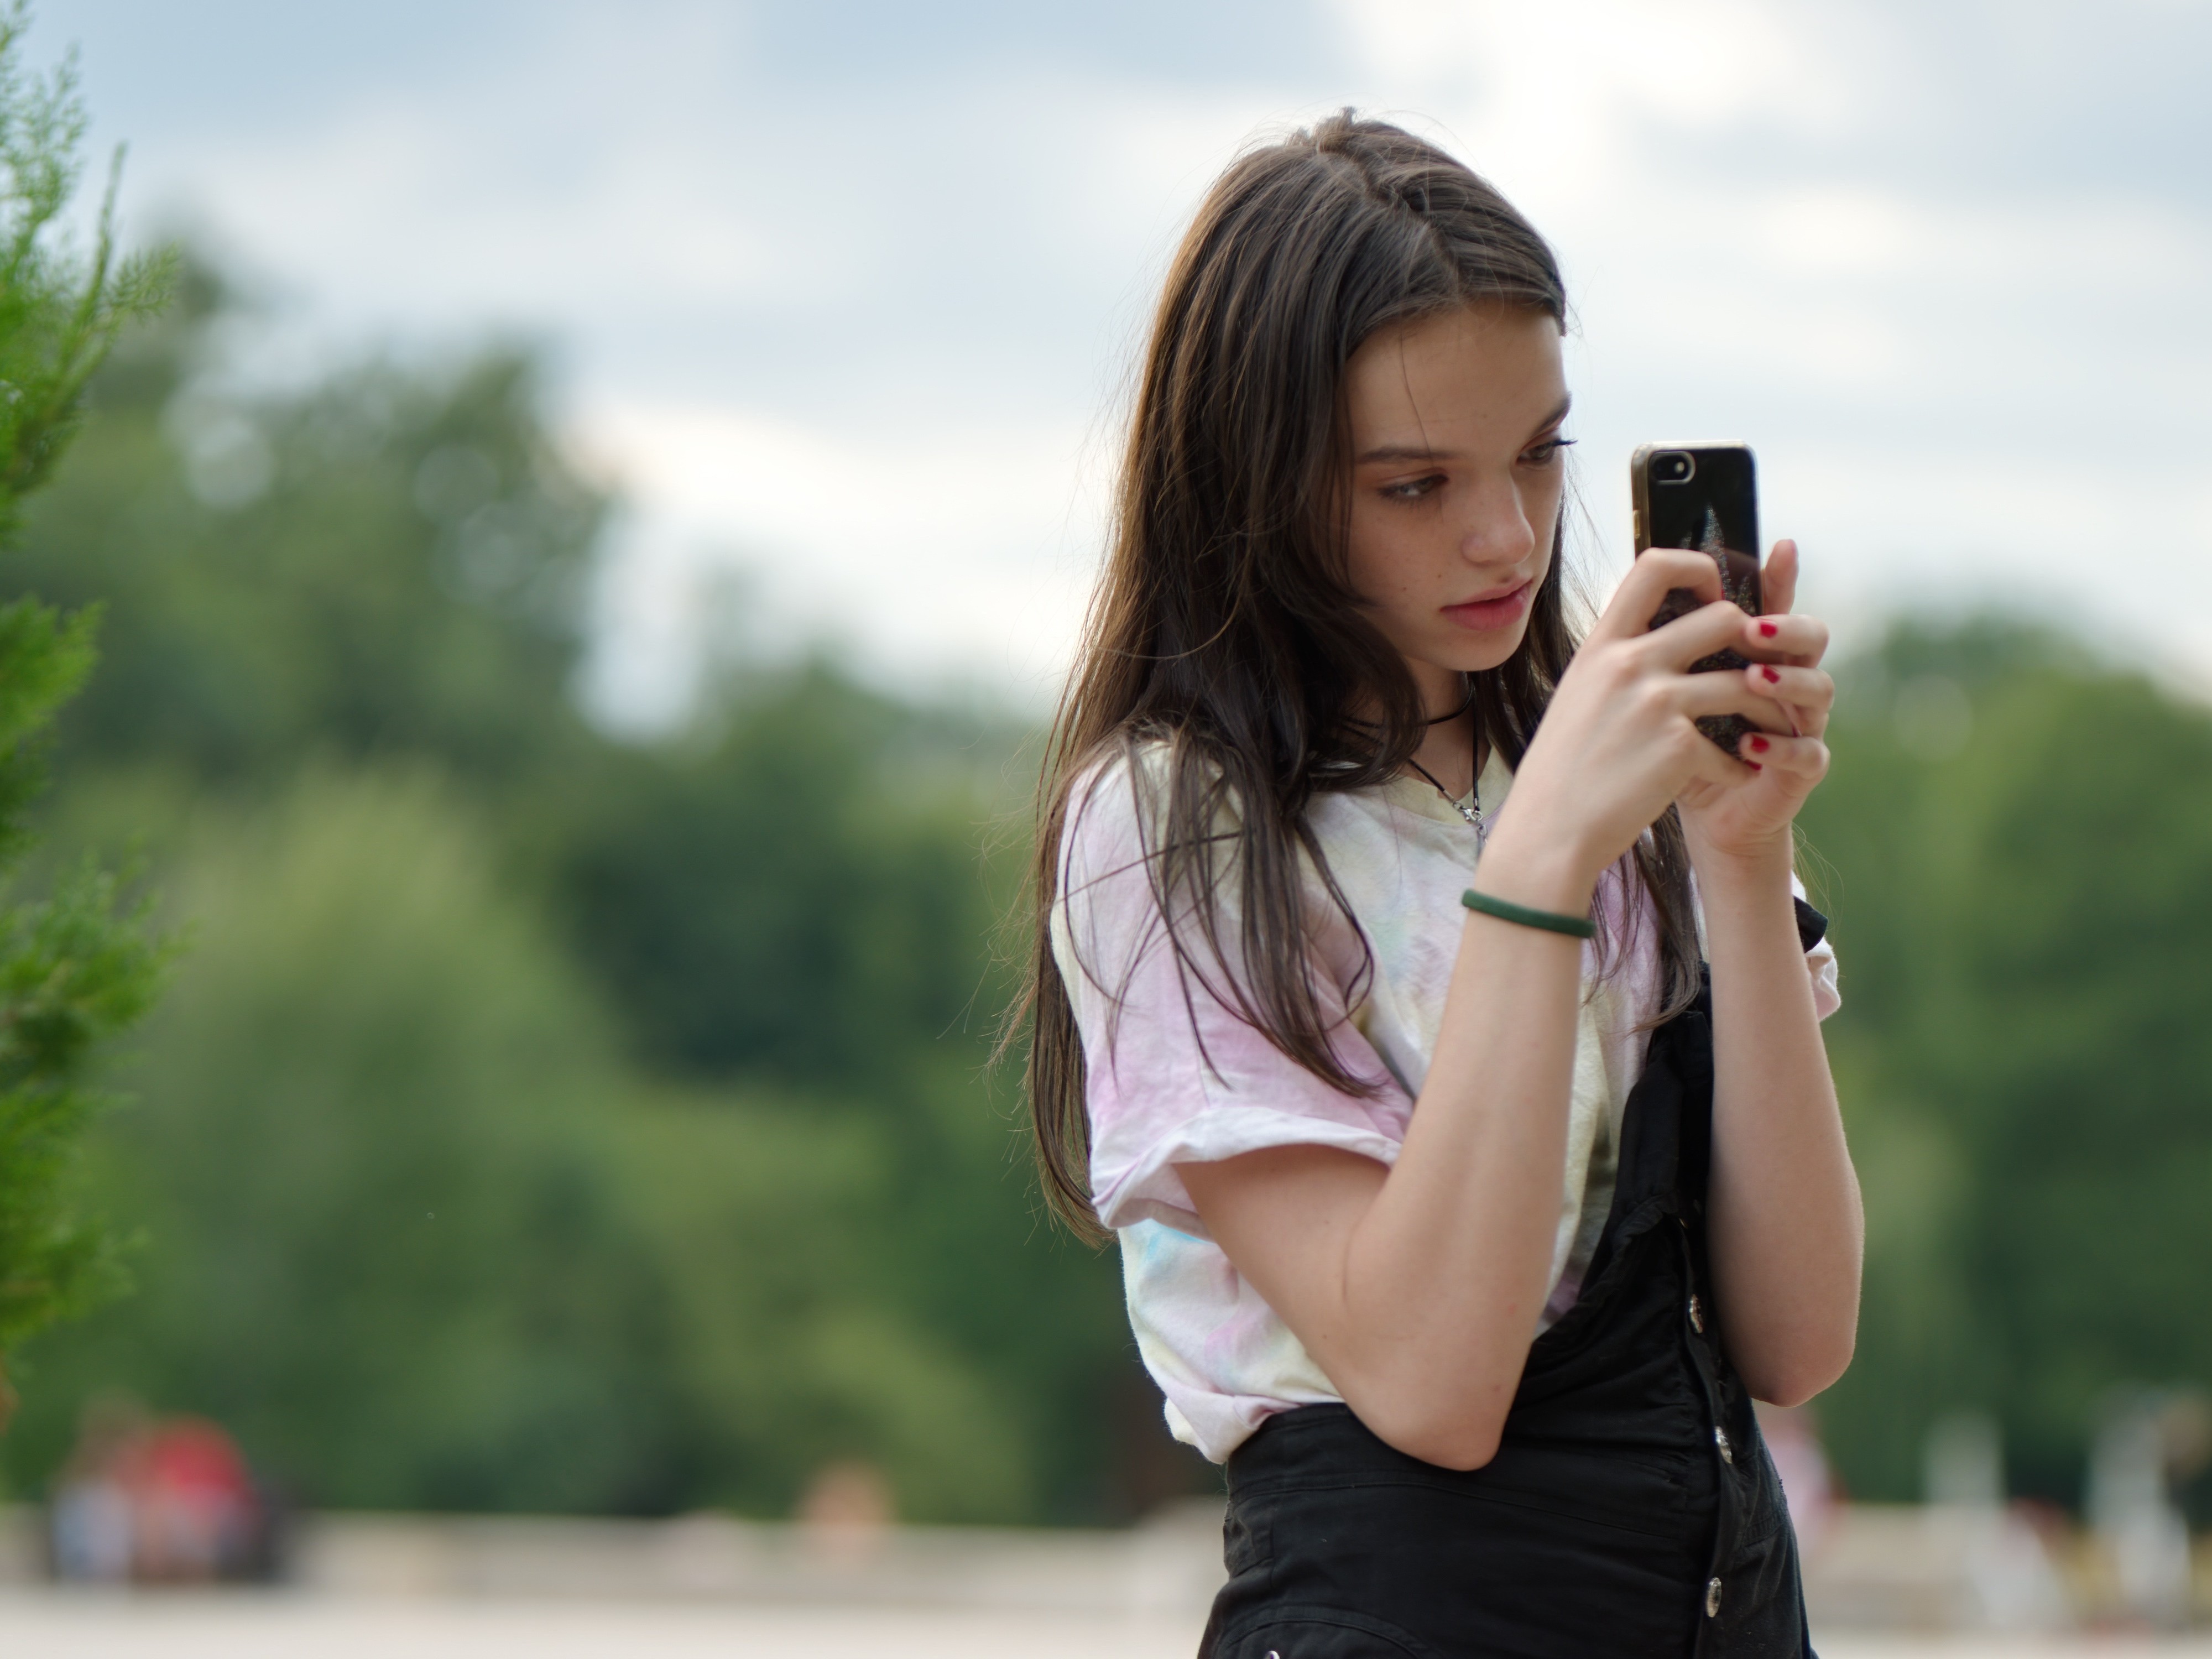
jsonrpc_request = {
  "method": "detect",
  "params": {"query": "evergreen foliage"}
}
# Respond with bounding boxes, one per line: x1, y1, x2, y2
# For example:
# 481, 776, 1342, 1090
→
0, 3, 169, 1419
0, 6, 167, 520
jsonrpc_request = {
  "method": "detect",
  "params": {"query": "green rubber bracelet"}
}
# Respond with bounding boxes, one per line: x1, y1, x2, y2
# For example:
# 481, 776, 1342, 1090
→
1460, 888, 1597, 939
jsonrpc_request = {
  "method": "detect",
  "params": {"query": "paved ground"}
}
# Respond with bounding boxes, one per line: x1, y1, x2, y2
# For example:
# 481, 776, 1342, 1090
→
3, 1593, 2209, 1657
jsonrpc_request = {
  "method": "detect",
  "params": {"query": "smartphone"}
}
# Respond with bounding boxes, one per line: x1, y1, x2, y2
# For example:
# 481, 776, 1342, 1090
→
1630, 442, 1762, 753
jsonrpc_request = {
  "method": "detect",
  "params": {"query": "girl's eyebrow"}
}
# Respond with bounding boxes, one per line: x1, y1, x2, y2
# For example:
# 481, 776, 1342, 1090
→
1356, 442, 1458, 465
1354, 395, 1573, 466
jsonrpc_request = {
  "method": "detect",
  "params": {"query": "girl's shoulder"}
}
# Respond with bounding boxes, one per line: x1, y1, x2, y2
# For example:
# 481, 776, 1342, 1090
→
1060, 733, 1237, 867
1058, 738, 1160, 865
1065, 735, 1471, 914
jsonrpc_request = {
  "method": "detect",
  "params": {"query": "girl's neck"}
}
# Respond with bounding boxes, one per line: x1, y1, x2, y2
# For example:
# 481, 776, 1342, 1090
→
1408, 686, 1485, 801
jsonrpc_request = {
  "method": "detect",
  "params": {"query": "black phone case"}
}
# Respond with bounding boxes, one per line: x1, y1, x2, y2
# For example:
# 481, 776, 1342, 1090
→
1631, 444, 1762, 753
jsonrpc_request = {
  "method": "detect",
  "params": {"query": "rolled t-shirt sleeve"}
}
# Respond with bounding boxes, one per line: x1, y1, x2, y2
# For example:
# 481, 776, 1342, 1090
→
1050, 759, 1412, 1238
1793, 873, 1842, 1021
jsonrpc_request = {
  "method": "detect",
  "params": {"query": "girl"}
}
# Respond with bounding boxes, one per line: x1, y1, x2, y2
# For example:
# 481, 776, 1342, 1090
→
1020, 113, 1859, 1656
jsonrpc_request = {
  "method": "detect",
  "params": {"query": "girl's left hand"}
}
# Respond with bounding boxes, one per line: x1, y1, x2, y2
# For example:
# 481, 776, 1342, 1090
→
1674, 538, 1833, 862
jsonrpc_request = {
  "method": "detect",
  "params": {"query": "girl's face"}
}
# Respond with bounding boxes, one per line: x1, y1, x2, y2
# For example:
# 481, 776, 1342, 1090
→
1340, 303, 1571, 710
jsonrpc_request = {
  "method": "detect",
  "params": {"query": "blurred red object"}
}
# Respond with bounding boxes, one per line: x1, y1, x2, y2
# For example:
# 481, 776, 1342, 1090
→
49, 1399, 274, 1583
136, 1417, 258, 1581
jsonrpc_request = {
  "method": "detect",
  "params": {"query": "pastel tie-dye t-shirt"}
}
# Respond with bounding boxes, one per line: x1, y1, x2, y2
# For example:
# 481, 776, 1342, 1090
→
1049, 746, 1841, 1463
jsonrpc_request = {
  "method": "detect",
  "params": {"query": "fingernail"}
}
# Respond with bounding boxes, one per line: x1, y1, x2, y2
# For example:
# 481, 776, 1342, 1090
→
1749, 734, 1771, 753
1758, 620, 1779, 638
1761, 665, 1781, 684
1745, 760, 1762, 771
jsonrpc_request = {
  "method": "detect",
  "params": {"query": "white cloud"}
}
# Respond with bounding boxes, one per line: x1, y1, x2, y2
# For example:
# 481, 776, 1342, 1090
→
571, 397, 1113, 720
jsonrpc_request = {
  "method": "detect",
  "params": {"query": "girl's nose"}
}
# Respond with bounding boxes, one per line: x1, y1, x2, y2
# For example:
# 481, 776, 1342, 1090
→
1458, 479, 1535, 563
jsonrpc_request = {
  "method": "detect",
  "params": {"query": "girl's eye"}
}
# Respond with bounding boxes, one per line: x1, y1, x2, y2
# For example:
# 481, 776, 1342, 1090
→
1383, 474, 1446, 502
1521, 437, 1577, 467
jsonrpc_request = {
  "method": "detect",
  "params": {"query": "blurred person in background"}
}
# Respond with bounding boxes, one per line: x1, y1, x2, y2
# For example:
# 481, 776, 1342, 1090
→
1020, 113, 1859, 1656
48, 1396, 147, 1584
48, 1399, 270, 1584
133, 1415, 262, 1582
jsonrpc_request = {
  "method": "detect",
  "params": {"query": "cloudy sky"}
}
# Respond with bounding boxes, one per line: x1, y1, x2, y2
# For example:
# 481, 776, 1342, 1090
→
41, 0, 2212, 724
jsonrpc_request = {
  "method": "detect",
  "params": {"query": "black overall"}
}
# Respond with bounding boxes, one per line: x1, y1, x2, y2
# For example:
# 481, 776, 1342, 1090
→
1198, 962, 1820, 1657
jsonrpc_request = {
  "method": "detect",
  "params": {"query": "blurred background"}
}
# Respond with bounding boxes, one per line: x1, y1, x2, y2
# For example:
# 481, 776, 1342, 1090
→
1, 0, 2210, 1648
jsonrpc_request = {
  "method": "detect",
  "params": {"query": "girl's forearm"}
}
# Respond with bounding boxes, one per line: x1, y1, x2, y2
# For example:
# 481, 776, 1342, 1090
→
1696, 842, 1862, 1404
1323, 827, 1597, 1465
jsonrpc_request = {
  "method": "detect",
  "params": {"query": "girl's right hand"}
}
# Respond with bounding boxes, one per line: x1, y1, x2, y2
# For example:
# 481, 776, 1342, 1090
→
1478, 549, 1780, 905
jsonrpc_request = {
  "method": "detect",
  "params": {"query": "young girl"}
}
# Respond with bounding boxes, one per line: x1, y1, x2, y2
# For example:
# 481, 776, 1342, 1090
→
1021, 114, 1859, 1656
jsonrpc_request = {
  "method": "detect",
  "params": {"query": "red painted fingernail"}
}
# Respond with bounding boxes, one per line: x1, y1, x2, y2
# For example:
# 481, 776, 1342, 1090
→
1749, 735, 1770, 753
1758, 620, 1779, 638
1761, 665, 1781, 683
1745, 760, 1762, 771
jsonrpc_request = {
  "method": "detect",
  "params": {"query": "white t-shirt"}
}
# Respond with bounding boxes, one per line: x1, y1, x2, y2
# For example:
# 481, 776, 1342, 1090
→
1050, 745, 1841, 1463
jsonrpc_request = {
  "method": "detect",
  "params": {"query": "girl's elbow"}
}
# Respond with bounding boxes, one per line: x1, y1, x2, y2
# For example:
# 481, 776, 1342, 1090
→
1350, 1389, 1505, 1472
1755, 1376, 1832, 1411
1747, 1332, 1856, 1409
1375, 1417, 1501, 1471
1403, 1428, 1501, 1472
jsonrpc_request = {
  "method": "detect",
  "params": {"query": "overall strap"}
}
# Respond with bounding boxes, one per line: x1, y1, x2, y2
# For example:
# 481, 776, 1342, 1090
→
1578, 975, 1715, 1291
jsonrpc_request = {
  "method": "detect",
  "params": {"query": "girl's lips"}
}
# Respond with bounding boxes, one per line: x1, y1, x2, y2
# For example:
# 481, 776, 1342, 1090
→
1441, 579, 1533, 632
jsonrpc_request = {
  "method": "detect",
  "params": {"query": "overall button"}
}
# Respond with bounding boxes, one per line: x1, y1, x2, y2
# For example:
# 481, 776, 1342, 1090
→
1687, 1293, 1705, 1333
1714, 1426, 1734, 1464
1705, 1577, 1723, 1617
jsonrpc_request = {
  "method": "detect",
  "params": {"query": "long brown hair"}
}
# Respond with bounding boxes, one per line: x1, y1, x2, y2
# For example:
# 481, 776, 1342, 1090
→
1014, 112, 1701, 1242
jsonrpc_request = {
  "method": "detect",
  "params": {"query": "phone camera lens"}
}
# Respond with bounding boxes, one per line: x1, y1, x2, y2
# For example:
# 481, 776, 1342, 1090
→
1653, 451, 1696, 484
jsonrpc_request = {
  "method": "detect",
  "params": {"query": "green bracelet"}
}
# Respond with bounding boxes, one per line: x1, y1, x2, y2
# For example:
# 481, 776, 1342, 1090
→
1460, 888, 1597, 939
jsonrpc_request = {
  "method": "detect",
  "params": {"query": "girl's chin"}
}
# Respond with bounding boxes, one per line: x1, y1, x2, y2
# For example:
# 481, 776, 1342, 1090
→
1419, 626, 1528, 678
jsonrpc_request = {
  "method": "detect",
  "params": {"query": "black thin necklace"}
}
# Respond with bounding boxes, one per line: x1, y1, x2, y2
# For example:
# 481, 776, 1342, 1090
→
1406, 677, 1483, 832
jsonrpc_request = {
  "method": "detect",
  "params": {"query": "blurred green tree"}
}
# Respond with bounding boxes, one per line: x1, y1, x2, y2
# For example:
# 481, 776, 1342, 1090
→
1, 255, 1145, 1519
1804, 620, 2212, 1512
1, 767, 1059, 1517
550, 665, 1141, 1517
0, 3, 172, 1423
559, 662, 1024, 1090
7, 769, 672, 1509
13, 264, 605, 794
